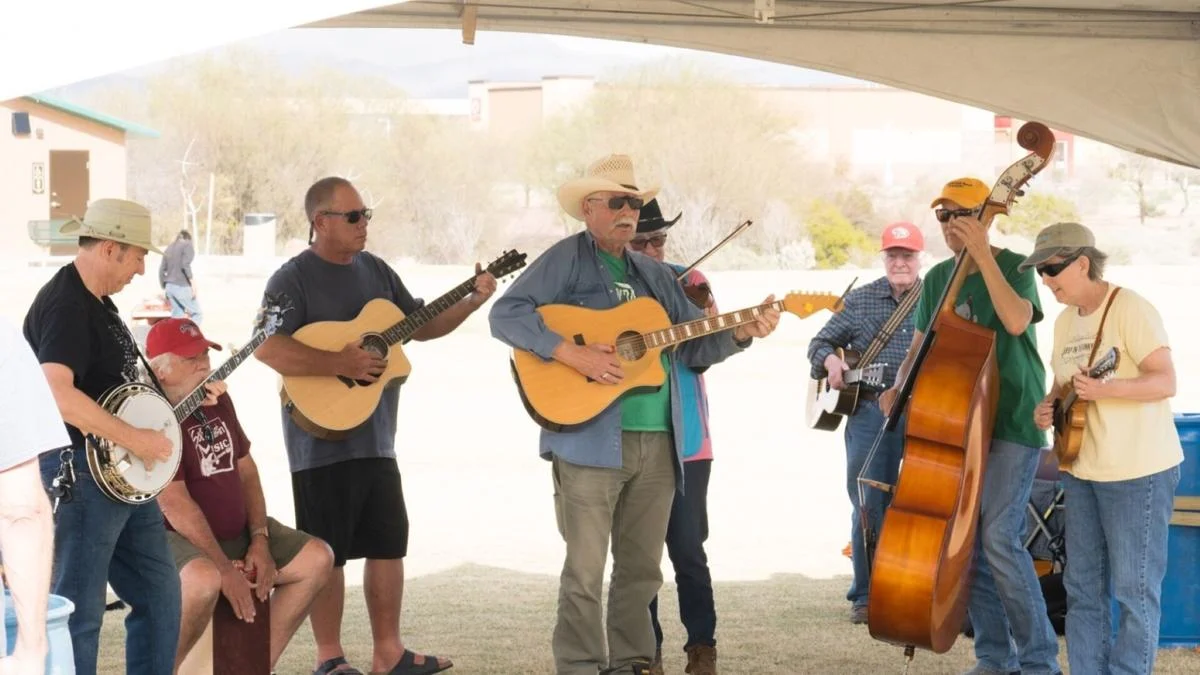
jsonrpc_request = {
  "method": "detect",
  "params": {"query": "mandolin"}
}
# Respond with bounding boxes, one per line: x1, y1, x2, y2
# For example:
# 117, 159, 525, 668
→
510, 291, 842, 430
1052, 346, 1120, 466
867, 121, 1056, 659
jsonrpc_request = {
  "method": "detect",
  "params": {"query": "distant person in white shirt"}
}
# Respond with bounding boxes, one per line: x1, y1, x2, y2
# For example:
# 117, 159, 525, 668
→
160, 230, 203, 325
0, 317, 70, 675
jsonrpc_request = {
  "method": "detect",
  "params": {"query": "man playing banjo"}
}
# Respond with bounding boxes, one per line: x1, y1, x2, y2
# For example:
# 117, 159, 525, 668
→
22, 198, 216, 675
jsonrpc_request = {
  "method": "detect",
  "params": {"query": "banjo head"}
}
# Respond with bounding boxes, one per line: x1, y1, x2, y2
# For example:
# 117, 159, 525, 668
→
92, 383, 182, 503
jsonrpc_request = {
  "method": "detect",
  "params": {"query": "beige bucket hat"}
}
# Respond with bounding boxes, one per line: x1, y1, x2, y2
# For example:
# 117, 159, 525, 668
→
60, 198, 162, 254
556, 154, 659, 221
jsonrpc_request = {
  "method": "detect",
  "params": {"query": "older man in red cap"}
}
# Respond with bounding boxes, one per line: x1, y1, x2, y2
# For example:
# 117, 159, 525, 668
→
806, 221, 924, 624
145, 317, 333, 674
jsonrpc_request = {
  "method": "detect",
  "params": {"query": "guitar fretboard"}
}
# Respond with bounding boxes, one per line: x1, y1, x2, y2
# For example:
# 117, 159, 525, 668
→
632, 301, 783, 352
380, 279, 475, 346
174, 330, 268, 422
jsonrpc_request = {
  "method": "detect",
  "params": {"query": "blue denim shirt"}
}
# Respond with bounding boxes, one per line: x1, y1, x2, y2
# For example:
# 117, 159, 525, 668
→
488, 231, 748, 486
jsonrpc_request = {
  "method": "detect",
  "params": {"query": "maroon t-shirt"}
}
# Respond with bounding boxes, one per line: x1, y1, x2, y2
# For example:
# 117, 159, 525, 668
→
165, 393, 250, 540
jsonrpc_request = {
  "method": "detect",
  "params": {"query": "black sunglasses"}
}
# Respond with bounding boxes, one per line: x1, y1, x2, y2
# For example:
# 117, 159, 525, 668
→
935, 208, 975, 223
590, 196, 645, 211
630, 234, 667, 250
320, 208, 373, 224
1036, 254, 1079, 278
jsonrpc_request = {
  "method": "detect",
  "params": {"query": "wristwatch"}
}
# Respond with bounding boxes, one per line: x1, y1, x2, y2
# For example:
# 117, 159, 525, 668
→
251, 526, 269, 540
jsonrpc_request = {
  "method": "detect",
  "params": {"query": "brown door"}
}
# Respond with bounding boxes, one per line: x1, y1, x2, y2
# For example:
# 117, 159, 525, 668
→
49, 150, 89, 219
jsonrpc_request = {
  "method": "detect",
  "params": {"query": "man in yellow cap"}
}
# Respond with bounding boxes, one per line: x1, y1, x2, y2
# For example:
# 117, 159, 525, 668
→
22, 198, 182, 675
881, 179, 1060, 675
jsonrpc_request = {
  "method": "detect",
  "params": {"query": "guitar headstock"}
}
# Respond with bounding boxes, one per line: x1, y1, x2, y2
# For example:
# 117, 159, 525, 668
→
860, 363, 886, 389
484, 249, 528, 282
1089, 346, 1121, 380
255, 293, 293, 338
781, 291, 844, 319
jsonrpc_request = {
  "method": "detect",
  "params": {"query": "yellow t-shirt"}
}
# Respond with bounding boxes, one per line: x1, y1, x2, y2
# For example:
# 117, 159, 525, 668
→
1051, 286, 1183, 481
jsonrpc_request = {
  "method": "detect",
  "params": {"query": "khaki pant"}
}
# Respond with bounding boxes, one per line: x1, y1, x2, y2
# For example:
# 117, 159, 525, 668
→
552, 431, 677, 675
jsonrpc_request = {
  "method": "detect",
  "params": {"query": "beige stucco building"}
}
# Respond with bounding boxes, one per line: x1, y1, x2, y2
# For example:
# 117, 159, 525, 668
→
0, 95, 157, 258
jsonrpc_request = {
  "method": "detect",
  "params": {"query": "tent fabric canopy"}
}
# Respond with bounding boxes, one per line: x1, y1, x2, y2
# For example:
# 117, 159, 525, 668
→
3, 1, 1197, 168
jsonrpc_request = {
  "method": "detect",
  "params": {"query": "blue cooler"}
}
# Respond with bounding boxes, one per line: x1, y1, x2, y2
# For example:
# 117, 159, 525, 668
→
3, 589, 76, 674
1160, 412, 1200, 647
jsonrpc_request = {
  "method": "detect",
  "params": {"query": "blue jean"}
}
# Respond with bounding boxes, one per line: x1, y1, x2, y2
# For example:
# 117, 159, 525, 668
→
40, 455, 181, 675
650, 459, 716, 651
164, 282, 202, 325
843, 400, 904, 608
1062, 465, 1179, 675
967, 440, 1060, 674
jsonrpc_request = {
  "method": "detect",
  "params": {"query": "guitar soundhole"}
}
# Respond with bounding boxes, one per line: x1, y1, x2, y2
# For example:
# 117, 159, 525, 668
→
350, 333, 389, 387
616, 330, 646, 361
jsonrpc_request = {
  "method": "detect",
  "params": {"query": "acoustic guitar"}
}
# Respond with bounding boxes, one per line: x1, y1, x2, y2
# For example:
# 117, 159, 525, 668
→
1051, 346, 1120, 466
510, 291, 843, 430
806, 278, 922, 431
281, 250, 527, 434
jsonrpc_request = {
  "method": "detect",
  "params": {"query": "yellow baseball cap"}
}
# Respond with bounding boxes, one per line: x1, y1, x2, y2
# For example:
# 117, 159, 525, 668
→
930, 177, 990, 209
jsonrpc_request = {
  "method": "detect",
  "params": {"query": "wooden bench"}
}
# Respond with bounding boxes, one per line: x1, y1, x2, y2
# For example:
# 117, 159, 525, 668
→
179, 573, 271, 675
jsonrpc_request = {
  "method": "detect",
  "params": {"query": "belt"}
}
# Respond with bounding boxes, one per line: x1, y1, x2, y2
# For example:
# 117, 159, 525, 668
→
858, 389, 881, 402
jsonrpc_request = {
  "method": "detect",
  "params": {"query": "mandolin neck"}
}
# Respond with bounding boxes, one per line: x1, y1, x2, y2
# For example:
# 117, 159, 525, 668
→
640, 300, 783, 351
381, 277, 476, 346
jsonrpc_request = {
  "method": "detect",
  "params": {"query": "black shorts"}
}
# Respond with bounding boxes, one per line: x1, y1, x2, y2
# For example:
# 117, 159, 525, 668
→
291, 457, 408, 567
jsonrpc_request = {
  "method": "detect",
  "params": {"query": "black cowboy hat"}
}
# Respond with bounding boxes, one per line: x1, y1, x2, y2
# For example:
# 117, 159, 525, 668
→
636, 198, 682, 234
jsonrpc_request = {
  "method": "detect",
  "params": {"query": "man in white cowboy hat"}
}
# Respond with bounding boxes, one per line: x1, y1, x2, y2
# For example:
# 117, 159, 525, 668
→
489, 155, 780, 675
628, 199, 720, 675
22, 198, 183, 675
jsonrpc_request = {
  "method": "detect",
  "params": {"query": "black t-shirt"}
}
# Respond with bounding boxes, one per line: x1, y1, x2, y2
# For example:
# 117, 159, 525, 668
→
23, 263, 141, 451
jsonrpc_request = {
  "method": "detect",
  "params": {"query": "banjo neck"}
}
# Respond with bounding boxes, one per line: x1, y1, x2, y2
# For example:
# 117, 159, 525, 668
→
173, 329, 269, 422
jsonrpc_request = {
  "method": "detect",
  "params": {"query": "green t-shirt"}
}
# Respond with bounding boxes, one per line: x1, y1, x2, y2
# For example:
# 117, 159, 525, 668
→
911, 248, 1047, 450
597, 249, 671, 432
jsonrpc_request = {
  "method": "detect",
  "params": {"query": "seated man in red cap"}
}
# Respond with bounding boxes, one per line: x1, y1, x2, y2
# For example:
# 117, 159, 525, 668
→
806, 222, 925, 625
145, 318, 334, 673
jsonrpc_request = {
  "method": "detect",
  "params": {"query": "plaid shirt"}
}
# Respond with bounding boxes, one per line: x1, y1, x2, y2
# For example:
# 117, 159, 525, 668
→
806, 275, 921, 389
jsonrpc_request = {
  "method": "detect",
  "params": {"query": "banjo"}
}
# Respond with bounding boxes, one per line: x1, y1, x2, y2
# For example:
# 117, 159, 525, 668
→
87, 301, 286, 504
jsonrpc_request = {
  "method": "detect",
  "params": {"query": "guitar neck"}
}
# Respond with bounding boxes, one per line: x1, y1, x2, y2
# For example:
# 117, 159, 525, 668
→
858, 279, 923, 367
641, 300, 783, 351
381, 278, 475, 345
174, 331, 268, 421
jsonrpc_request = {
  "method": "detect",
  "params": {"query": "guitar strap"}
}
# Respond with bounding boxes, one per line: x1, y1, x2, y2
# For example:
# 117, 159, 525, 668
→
1086, 286, 1121, 366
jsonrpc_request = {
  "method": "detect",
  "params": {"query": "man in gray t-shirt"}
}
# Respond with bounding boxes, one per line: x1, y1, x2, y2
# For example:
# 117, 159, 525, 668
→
256, 176, 496, 675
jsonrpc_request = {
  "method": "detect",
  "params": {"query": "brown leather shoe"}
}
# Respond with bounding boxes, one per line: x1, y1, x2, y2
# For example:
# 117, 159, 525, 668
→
685, 645, 717, 675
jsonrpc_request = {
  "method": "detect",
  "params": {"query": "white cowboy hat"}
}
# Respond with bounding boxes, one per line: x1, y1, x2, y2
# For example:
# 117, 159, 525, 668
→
556, 154, 660, 221
60, 198, 162, 254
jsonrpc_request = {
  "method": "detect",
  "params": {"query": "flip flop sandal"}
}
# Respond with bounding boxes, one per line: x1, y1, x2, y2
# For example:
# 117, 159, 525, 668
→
381, 649, 453, 675
314, 656, 364, 675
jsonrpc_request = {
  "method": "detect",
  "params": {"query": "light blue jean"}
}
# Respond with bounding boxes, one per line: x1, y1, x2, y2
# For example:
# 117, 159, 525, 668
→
40, 456, 181, 675
1062, 465, 1180, 675
967, 440, 1061, 674
164, 282, 203, 325
843, 400, 905, 608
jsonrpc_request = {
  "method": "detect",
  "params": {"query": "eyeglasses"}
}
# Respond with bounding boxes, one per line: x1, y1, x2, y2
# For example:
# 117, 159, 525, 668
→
630, 235, 667, 250
1035, 255, 1079, 278
589, 196, 645, 211
935, 208, 974, 223
320, 208, 373, 224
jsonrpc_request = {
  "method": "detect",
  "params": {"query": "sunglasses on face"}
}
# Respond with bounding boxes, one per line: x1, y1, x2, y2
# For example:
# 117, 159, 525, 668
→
320, 208, 373, 224
630, 235, 667, 250
590, 195, 645, 211
935, 208, 974, 223
1036, 255, 1079, 278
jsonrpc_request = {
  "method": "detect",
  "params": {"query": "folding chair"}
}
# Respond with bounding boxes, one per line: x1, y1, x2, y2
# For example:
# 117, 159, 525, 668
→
1025, 448, 1067, 574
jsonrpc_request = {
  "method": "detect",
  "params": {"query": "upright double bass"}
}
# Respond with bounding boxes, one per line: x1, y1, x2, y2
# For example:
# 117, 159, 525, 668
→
866, 122, 1056, 658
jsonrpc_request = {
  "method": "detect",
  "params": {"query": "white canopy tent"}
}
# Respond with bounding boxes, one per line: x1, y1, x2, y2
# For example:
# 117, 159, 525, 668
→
3, 1, 1198, 167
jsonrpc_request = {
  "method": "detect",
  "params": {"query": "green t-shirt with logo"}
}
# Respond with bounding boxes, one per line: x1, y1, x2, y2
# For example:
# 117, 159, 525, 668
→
911, 248, 1047, 450
597, 249, 671, 432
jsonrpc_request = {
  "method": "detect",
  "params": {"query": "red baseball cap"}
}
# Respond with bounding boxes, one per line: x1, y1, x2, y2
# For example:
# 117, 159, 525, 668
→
880, 222, 925, 252
145, 318, 222, 359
